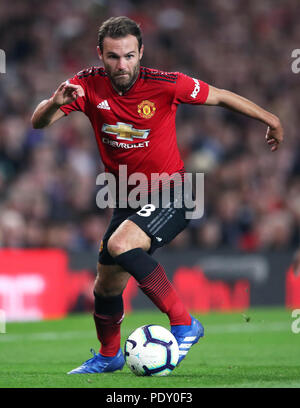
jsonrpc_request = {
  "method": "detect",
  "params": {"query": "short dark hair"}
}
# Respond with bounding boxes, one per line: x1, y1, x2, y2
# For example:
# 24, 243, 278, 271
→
98, 16, 143, 52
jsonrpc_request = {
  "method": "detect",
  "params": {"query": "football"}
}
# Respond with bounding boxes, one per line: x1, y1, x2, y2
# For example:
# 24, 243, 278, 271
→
124, 324, 179, 376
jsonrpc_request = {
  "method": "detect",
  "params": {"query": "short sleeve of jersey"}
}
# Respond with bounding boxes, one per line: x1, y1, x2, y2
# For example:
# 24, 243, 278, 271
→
173, 72, 209, 105
59, 74, 87, 116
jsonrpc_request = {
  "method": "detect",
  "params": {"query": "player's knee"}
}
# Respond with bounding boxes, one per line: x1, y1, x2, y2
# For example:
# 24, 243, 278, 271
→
107, 236, 131, 258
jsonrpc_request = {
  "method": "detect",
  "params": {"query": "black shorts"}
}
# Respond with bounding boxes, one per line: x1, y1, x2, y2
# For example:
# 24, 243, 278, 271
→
98, 186, 193, 265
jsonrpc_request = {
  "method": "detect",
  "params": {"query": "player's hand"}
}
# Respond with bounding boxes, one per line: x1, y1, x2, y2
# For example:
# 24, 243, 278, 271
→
51, 82, 85, 107
265, 120, 283, 152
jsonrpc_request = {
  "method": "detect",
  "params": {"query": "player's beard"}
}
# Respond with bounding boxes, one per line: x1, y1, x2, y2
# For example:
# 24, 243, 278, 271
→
108, 61, 140, 93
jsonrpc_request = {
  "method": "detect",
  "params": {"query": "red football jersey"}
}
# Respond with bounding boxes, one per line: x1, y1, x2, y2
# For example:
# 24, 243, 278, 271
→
60, 66, 209, 185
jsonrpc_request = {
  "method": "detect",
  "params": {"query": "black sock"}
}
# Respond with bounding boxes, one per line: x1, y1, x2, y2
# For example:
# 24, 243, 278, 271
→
114, 248, 191, 325
94, 291, 123, 316
114, 248, 158, 282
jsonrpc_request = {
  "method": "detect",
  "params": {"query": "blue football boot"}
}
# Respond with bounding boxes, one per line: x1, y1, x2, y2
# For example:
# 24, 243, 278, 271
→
171, 316, 204, 365
67, 348, 125, 374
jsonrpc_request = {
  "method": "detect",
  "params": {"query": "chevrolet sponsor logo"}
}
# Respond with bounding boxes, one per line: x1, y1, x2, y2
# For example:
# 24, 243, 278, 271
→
102, 122, 150, 141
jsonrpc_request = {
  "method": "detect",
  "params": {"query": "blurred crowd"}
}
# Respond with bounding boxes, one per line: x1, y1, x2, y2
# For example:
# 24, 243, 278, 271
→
0, 0, 300, 252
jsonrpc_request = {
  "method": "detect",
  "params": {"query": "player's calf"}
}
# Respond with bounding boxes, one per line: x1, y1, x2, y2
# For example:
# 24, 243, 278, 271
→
93, 291, 124, 357
114, 248, 191, 326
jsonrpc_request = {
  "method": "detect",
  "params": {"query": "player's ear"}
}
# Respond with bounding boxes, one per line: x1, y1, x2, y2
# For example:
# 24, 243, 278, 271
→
139, 44, 144, 61
97, 46, 103, 61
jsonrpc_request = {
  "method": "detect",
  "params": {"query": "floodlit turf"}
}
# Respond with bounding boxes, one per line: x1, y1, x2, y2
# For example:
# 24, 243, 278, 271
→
0, 307, 300, 388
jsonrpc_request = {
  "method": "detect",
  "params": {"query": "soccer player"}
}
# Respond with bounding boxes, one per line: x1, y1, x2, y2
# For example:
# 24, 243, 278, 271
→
31, 16, 283, 374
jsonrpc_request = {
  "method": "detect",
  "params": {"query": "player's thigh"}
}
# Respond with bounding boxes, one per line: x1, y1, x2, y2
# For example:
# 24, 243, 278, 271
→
129, 200, 190, 254
107, 219, 151, 257
94, 262, 132, 296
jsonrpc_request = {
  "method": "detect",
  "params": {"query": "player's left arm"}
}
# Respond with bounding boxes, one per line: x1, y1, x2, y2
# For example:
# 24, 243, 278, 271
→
205, 85, 283, 152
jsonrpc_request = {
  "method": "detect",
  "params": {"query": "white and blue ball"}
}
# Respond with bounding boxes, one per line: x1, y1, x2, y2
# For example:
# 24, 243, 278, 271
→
124, 324, 179, 376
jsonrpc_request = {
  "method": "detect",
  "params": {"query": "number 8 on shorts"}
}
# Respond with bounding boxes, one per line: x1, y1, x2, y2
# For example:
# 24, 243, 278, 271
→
137, 204, 156, 217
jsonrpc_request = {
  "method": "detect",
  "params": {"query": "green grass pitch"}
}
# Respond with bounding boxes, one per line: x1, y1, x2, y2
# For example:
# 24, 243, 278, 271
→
0, 307, 300, 388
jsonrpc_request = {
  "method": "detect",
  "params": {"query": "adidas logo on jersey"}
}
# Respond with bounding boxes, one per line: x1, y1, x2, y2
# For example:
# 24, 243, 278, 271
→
97, 100, 111, 110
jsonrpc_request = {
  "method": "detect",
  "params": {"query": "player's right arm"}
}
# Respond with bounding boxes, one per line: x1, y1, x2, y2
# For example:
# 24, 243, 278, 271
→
204, 85, 283, 151
31, 81, 84, 129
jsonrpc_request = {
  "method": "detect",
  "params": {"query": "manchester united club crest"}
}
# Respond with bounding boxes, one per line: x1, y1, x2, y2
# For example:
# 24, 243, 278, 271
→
137, 100, 156, 119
